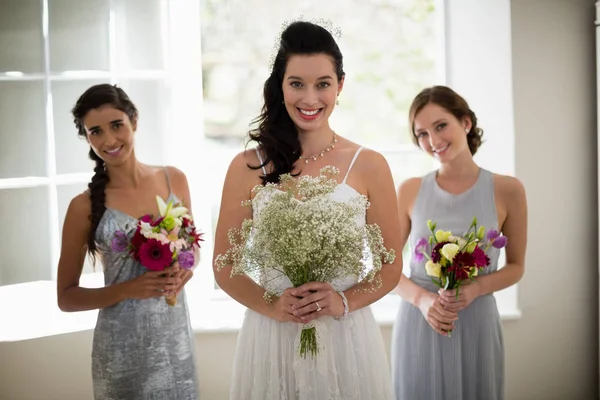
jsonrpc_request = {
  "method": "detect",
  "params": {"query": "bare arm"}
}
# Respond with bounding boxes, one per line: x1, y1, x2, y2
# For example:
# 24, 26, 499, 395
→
337, 150, 404, 312
212, 152, 302, 322
56, 193, 178, 312
56, 194, 129, 312
474, 176, 528, 295
393, 177, 431, 307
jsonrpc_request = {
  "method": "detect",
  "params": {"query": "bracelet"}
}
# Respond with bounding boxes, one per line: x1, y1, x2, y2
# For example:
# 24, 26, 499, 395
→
334, 291, 349, 320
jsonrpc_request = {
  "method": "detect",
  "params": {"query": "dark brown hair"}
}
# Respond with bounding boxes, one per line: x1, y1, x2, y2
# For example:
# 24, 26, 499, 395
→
409, 85, 484, 155
72, 84, 138, 260
248, 21, 345, 184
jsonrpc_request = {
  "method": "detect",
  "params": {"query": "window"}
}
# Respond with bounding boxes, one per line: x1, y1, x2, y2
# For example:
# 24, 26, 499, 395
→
0, 0, 518, 341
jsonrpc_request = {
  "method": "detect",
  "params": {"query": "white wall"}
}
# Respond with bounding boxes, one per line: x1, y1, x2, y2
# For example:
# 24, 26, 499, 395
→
504, 1, 598, 399
0, 1, 598, 399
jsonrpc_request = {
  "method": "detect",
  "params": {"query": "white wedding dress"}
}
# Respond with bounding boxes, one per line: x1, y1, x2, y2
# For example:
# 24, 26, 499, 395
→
229, 148, 393, 400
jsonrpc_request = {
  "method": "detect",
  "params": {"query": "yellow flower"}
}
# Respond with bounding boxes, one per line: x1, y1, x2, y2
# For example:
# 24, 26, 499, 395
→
466, 241, 477, 253
425, 260, 442, 278
435, 230, 452, 243
470, 266, 478, 276
441, 243, 460, 261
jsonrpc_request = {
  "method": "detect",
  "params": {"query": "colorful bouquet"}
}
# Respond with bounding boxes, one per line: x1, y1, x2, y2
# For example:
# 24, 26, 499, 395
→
111, 195, 203, 306
414, 217, 508, 298
215, 166, 396, 358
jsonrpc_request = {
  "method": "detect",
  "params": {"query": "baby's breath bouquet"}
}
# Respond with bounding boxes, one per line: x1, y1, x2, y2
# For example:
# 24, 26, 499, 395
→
216, 166, 395, 358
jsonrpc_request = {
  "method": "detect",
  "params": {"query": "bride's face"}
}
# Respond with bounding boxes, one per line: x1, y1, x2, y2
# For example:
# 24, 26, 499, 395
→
282, 54, 344, 133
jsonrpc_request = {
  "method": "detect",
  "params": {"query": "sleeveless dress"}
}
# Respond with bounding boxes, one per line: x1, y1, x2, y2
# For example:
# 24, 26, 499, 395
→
228, 147, 393, 400
391, 168, 504, 400
91, 168, 200, 400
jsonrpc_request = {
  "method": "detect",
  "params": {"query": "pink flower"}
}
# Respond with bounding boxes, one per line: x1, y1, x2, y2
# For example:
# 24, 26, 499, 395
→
413, 237, 428, 263
486, 229, 500, 241
492, 236, 508, 249
138, 239, 173, 271
178, 250, 195, 269
154, 226, 187, 253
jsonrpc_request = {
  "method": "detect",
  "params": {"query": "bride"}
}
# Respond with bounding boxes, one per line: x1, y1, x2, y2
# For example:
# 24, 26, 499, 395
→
212, 20, 403, 400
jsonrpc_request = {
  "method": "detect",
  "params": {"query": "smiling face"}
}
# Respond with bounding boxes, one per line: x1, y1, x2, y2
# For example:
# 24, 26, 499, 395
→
281, 54, 343, 133
83, 104, 137, 166
413, 102, 472, 163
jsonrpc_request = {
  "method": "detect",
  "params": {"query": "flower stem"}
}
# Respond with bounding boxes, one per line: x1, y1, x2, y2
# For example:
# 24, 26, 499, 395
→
299, 327, 318, 358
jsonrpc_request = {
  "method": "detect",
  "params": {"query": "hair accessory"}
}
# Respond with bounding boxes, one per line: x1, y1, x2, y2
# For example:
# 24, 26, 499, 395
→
268, 16, 342, 71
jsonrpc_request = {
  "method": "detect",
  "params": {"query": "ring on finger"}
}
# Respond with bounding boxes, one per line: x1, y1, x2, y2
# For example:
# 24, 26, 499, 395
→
315, 301, 322, 312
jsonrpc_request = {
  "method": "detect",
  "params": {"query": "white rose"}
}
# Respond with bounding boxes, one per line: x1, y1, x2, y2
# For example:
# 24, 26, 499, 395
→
425, 260, 442, 278
441, 243, 460, 261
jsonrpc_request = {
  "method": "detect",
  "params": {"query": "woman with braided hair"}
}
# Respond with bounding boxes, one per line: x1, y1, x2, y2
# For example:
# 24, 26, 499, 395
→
56, 84, 200, 399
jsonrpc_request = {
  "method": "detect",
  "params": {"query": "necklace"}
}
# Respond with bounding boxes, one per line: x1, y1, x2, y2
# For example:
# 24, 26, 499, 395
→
299, 132, 338, 164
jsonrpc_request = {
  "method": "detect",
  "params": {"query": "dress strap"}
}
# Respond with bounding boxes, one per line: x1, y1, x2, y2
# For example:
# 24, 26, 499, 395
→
254, 148, 268, 175
163, 166, 172, 194
342, 147, 364, 183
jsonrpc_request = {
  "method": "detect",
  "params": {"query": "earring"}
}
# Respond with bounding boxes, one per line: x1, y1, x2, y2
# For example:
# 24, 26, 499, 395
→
282, 100, 284, 104
336, 99, 339, 105
465, 128, 469, 133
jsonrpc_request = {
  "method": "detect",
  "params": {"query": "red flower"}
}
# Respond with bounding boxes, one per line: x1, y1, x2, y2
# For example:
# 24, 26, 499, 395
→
472, 246, 490, 267
138, 239, 173, 271
448, 251, 473, 281
431, 241, 449, 263
130, 230, 146, 261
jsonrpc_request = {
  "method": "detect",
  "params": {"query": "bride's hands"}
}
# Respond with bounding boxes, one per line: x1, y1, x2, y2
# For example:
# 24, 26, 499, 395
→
268, 288, 304, 323
289, 282, 345, 322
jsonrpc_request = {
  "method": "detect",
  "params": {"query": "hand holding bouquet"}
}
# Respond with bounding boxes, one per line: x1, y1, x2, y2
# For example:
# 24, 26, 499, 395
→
216, 166, 396, 358
111, 195, 203, 306
414, 217, 507, 298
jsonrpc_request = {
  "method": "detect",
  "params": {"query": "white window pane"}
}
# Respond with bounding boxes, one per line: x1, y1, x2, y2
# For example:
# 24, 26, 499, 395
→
0, 186, 52, 285
115, 80, 169, 166
0, 81, 47, 178
0, 0, 44, 73
113, 0, 166, 71
49, 0, 110, 72
52, 80, 105, 175
56, 182, 97, 275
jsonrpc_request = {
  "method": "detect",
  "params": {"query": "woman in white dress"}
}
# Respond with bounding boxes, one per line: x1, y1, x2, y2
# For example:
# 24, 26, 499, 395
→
212, 21, 403, 400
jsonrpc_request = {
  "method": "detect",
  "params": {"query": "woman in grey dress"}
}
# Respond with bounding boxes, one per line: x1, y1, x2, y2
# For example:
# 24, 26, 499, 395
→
56, 84, 200, 399
391, 85, 528, 400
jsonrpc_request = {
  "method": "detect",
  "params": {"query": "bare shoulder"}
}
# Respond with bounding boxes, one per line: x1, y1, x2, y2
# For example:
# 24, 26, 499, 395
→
397, 176, 423, 198
164, 165, 188, 187
223, 149, 265, 192
352, 147, 391, 174
64, 191, 92, 232
70, 191, 92, 218
228, 148, 264, 175
492, 173, 526, 198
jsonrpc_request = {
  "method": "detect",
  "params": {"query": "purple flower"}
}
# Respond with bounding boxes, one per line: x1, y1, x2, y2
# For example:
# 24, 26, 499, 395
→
111, 230, 129, 252
178, 250, 195, 269
486, 229, 500, 241
413, 237, 428, 263
492, 235, 508, 249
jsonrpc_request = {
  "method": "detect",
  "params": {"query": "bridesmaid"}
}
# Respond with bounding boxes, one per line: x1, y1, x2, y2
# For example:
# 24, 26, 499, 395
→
391, 85, 527, 400
56, 84, 200, 399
